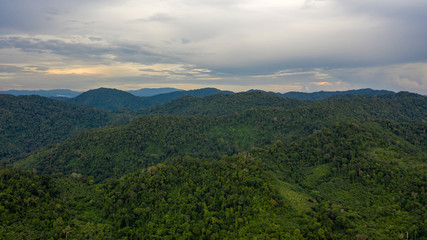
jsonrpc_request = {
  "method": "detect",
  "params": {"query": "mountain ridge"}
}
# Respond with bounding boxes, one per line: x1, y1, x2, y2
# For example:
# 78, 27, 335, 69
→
66, 87, 234, 110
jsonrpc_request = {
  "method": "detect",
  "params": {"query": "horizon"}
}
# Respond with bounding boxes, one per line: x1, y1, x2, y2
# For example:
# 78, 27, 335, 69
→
1, 1, 426, 94
0, 86, 399, 94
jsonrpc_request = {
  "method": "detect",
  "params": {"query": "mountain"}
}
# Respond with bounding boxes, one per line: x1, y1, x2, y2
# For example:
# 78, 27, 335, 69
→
67, 88, 156, 111
16, 92, 427, 182
149, 87, 234, 104
252, 120, 426, 239
66, 87, 234, 111
0, 88, 394, 101
127, 87, 182, 97
0, 94, 112, 161
0, 89, 82, 98
280, 88, 394, 100
2, 119, 425, 239
2, 89, 426, 239
140, 91, 303, 116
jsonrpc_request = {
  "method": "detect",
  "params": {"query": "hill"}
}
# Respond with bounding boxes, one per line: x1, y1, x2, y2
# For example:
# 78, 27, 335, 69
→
66, 87, 234, 111
253, 120, 426, 239
3, 89, 426, 239
0, 94, 112, 161
67, 88, 156, 110
2, 119, 425, 239
0, 89, 81, 98
140, 91, 302, 116
127, 87, 182, 97
16, 92, 427, 182
149, 87, 234, 104
280, 88, 394, 100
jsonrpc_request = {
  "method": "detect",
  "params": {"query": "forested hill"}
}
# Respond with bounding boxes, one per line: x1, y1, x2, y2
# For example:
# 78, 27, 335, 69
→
2, 119, 425, 239
0, 89, 81, 98
66, 88, 156, 110
0, 94, 113, 161
141, 90, 426, 119
280, 88, 394, 100
253, 120, 426, 238
127, 87, 182, 97
140, 91, 303, 116
148, 87, 234, 104
2, 88, 426, 239
16, 92, 427, 182
66, 87, 233, 111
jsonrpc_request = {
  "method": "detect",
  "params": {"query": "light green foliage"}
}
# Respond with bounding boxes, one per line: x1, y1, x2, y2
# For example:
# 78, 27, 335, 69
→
274, 179, 314, 213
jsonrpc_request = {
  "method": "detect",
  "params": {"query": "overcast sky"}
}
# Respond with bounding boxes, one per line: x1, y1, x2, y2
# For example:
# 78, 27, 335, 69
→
0, 0, 426, 93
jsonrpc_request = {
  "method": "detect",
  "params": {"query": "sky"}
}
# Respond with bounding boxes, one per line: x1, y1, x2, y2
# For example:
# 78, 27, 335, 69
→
0, 0, 426, 94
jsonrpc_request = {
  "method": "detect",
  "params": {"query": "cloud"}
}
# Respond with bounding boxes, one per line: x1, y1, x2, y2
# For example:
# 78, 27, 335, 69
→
136, 13, 176, 22
253, 69, 332, 80
0, 65, 23, 73
0, 0, 426, 94
0, 36, 169, 65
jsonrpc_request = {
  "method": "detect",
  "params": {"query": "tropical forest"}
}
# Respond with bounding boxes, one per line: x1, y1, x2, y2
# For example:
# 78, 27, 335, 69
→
0, 88, 426, 239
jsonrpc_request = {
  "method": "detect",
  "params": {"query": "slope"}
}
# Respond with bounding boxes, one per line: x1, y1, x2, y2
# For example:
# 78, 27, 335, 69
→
66, 87, 235, 111
0, 89, 82, 98
0, 94, 112, 161
253, 120, 426, 238
127, 87, 182, 97
16, 92, 427, 182
148, 87, 234, 104
140, 91, 303, 116
2, 119, 426, 239
280, 88, 394, 100
67, 88, 156, 110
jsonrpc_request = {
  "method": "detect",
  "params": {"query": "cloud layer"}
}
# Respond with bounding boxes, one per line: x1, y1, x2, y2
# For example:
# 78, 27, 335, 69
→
0, 0, 426, 93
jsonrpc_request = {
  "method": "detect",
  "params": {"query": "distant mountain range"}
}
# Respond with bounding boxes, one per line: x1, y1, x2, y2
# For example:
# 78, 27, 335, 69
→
127, 87, 182, 97
0, 87, 182, 98
1, 87, 397, 111
66, 88, 156, 111
278, 88, 394, 100
0, 89, 82, 98
1, 86, 425, 238
65, 87, 233, 110
0, 94, 113, 160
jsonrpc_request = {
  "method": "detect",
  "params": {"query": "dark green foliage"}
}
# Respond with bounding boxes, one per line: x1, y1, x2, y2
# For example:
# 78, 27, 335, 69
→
67, 88, 156, 110
66, 87, 234, 111
127, 87, 182, 97
0, 156, 321, 239
0, 167, 115, 239
3, 120, 425, 239
17, 92, 427, 182
148, 87, 234, 104
0, 89, 82, 98
140, 91, 303, 116
280, 88, 394, 100
254, 120, 426, 239
99, 155, 318, 239
2, 90, 426, 239
0, 94, 112, 161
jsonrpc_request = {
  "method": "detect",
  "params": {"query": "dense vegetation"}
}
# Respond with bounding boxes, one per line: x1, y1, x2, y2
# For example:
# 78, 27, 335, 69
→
127, 87, 181, 97
280, 88, 394, 100
0, 94, 113, 161
1, 89, 426, 239
67, 87, 233, 111
67, 88, 156, 111
16, 92, 426, 182
140, 91, 302, 116
253, 120, 426, 239
2, 119, 426, 239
